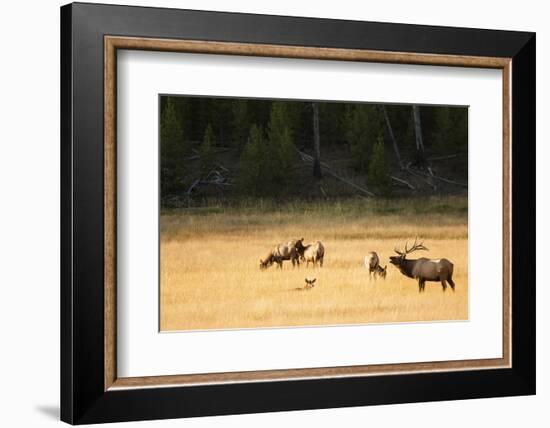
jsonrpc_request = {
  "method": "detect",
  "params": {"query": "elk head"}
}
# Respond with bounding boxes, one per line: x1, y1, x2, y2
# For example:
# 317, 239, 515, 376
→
304, 278, 316, 289
259, 258, 271, 270
389, 238, 429, 267
294, 238, 306, 258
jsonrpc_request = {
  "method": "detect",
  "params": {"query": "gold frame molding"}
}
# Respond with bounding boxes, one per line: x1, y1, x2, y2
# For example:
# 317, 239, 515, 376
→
104, 35, 512, 391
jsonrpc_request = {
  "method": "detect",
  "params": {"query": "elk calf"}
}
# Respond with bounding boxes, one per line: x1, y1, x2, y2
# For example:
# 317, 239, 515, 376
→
374, 264, 387, 279
365, 252, 387, 280
304, 278, 316, 290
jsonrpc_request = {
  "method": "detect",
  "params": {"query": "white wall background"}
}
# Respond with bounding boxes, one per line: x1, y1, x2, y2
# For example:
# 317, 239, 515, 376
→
0, 0, 545, 427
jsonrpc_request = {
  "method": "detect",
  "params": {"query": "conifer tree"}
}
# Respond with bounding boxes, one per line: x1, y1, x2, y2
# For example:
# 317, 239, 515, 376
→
431, 107, 453, 154
238, 124, 265, 196
267, 102, 297, 184
344, 104, 384, 172
231, 99, 249, 147
160, 98, 186, 194
368, 137, 390, 195
199, 124, 216, 175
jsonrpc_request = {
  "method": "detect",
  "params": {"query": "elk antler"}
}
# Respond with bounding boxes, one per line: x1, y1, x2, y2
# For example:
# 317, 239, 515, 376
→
404, 237, 429, 254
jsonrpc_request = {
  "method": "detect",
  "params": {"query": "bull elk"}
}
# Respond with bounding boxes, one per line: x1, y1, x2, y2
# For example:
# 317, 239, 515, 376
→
389, 239, 455, 292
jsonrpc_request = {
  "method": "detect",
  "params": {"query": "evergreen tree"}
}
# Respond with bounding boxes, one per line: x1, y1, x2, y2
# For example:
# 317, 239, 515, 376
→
231, 99, 249, 147
320, 103, 346, 147
431, 107, 468, 154
368, 137, 391, 195
431, 107, 453, 154
160, 98, 187, 194
343, 104, 384, 172
267, 102, 297, 184
238, 124, 265, 196
451, 108, 468, 152
199, 124, 216, 175
208, 98, 233, 145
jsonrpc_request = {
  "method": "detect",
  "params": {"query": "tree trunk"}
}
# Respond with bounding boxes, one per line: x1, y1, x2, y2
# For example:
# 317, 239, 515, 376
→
412, 105, 425, 152
412, 105, 427, 168
312, 102, 322, 178
380, 105, 403, 169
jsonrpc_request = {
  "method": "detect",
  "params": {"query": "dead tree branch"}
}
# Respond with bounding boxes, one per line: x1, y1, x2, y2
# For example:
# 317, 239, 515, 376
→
389, 175, 416, 190
297, 149, 376, 197
414, 170, 467, 188
427, 153, 463, 162
405, 168, 437, 191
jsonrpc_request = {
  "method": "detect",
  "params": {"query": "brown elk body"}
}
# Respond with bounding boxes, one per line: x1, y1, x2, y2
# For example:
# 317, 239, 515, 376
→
374, 264, 387, 279
365, 252, 387, 280
301, 241, 325, 268
260, 239, 304, 270
389, 239, 455, 292
291, 238, 306, 258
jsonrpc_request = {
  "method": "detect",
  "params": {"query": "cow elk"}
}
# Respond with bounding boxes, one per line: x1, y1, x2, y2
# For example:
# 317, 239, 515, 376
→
260, 239, 303, 270
365, 252, 387, 280
301, 241, 325, 268
389, 239, 455, 293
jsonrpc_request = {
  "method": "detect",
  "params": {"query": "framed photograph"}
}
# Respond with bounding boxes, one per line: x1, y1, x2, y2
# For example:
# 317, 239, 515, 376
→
60, 2, 535, 424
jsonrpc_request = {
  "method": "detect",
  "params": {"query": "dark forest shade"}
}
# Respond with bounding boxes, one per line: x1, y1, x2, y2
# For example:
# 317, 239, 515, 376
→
160, 95, 468, 206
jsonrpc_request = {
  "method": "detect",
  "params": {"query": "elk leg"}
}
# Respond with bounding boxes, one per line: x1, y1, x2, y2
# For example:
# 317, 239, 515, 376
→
448, 278, 456, 291
319, 257, 323, 268
418, 279, 423, 293
441, 280, 447, 292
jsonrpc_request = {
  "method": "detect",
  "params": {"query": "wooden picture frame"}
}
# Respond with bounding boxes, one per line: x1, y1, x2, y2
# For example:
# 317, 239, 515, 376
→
61, 2, 535, 424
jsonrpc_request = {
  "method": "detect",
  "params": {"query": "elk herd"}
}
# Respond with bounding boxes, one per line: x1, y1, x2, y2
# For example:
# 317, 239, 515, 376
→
260, 238, 324, 270
260, 237, 455, 293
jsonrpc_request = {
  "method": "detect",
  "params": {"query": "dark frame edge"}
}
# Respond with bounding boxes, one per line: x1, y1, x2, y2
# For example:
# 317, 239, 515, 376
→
61, 2, 536, 424
510, 32, 536, 395
61, 3, 74, 425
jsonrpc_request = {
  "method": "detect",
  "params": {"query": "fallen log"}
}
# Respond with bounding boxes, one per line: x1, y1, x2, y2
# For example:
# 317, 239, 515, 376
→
186, 178, 200, 195
297, 149, 375, 197
414, 169, 467, 188
405, 168, 437, 191
389, 175, 416, 190
427, 153, 463, 162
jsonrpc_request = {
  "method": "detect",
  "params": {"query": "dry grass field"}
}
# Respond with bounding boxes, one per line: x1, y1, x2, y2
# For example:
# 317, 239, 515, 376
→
160, 197, 468, 331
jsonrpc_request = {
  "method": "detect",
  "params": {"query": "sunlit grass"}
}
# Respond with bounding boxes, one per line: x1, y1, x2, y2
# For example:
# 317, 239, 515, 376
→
160, 197, 468, 331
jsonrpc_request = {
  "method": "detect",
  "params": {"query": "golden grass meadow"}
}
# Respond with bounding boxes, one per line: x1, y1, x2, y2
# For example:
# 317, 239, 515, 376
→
160, 197, 468, 331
